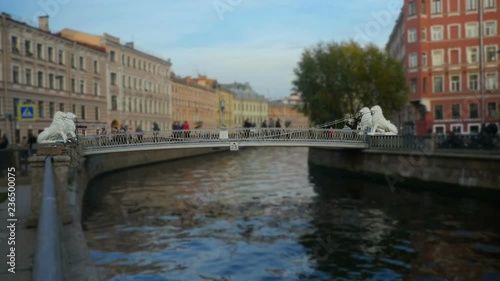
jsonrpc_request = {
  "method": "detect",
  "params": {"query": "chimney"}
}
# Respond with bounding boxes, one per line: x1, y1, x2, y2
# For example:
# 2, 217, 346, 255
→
39, 15, 49, 32
125, 42, 134, 49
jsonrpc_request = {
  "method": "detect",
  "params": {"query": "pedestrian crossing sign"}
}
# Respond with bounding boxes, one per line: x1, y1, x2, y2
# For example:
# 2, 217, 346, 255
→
17, 104, 36, 121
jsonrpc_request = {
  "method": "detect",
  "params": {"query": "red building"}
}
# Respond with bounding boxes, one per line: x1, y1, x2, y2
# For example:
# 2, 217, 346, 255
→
387, 0, 500, 135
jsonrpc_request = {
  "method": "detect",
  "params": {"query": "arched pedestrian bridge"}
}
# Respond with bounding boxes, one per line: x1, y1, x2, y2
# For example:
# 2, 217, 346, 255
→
79, 128, 369, 155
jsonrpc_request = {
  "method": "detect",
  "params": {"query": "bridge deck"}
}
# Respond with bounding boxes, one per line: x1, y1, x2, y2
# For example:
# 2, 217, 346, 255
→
79, 128, 369, 155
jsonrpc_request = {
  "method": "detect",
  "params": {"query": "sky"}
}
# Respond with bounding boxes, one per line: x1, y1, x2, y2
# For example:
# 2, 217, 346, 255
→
0, 0, 403, 99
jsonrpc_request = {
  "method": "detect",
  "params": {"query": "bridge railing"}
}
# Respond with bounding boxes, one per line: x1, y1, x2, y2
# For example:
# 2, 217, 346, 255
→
369, 134, 500, 151
79, 128, 368, 150
33, 156, 64, 281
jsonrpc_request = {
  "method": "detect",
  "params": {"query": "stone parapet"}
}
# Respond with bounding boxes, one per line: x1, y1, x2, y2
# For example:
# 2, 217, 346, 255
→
308, 148, 500, 189
27, 145, 73, 227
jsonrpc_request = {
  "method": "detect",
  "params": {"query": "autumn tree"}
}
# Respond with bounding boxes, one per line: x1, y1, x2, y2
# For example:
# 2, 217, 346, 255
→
293, 41, 407, 126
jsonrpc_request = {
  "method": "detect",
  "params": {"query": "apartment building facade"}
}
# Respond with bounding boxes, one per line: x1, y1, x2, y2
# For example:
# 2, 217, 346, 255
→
221, 82, 268, 127
60, 29, 172, 132
0, 14, 108, 143
186, 75, 236, 128
171, 77, 217, 129
387, 0, 500, 135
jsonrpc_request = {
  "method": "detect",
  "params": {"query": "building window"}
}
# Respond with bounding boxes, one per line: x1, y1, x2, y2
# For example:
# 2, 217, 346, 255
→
450, 75, 461, 92
408, 2, 417, 16
423, 77, 427, 93
433, 76, 443, 93
48, 47, 54, 62
410, 78, 418, 93
72, 104, 76, 115
122, 75, 126, 87
71, 54, 75, 68
110, 51, 116, 62
486, 46, 497, 62
422, 28, 427, 40
95, 106, 100, 120
111, 96, 117, 110
431, 0, 442, 14
421, 0, 426, 13
485, 0, 496, 9
71, 78, 76, 93
94, 81, 99, 96
59, 103, 64, 112
38, 101, 44, 118
11, 36, 19, 53
435, 105, 443, 120
409, 53, 418, 67
49, 102, 55, 118
422, 52, 427, 66
37, 71, 43, 87
36, 43, 43, 59
408, 28, 417, 43
432, 50, 444, 66
56, 75, 64, 90
484, 21, 497, 36
466, 0, 478, 10
467, 47, 479, 63
12, 66, 19, 84
13, 98, 19, 117
127, 56, 130, 66
80, 80, 85, 94
48, 74, 54, 89
434, 125, 445, 134
468, 74, 479, 90
25, 68, 31, 86
451, 125, 462, 133
452, 104, 461, 119
25, 40, 32, 56
58, 49, 64, 65
488, 102, 497, 117
466, 23, 479, 38
469, 103, 479, 118
486, 73, 498, 90
431, 26, 443, 41
93, 60, 98, 74
79, 56, 84, 70
81, 105, 86, 120
110, 73, 117, 86
469, 124, 480, 134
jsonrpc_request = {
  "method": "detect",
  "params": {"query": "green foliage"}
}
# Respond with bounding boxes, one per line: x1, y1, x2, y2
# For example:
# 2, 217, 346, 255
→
293, 41, 407, 125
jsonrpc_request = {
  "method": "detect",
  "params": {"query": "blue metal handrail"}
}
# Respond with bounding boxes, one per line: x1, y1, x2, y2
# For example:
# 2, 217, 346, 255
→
32, 156, 64, 281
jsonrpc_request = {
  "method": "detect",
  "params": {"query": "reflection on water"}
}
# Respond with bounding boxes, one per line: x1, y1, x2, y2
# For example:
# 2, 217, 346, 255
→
83, 147, 500, 281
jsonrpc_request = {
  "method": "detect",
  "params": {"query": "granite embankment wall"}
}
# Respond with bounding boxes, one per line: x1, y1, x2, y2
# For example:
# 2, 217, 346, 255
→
30, 145, 226, 281
308, 147, 500, 189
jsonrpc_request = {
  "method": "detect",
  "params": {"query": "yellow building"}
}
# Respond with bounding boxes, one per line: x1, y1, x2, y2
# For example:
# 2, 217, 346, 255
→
171, 76, 217, 129
187, 75, 235, 128
0, 14, 108, 143
221, 82, 268, 127
60, 29, 172, 132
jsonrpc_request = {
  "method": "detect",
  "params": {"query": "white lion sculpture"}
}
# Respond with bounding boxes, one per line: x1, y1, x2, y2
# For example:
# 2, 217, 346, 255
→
370, 105, 398, 135
37, 111, 77, 143
357, 107, 372, 133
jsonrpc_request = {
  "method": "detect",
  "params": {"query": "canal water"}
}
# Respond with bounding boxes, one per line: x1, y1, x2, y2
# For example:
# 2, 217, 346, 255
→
83, 147, 500, 281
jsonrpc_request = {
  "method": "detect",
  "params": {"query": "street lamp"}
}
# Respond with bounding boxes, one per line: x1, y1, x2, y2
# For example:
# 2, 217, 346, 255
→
219, 99, 226, 128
